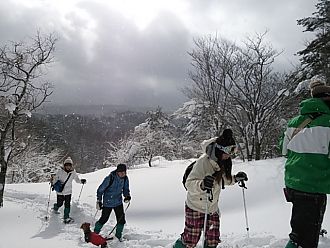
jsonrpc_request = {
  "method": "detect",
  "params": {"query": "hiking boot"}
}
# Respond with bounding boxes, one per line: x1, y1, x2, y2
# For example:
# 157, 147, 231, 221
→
173, 238, 186, 248
63, 217, 74, 224
64, 207, 70, 219
52, 203, 60, 213
285, 240, 299, 248
115, 223, 124, 240
52, 208, 60, 214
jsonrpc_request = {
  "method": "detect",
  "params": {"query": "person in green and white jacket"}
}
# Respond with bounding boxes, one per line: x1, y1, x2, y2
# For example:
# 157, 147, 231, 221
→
280, 78, 330, 248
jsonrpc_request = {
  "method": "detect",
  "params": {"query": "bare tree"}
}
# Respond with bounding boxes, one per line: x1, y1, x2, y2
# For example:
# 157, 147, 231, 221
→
185, 32, 294, 160
225, 33, 292, 160
184, 36, 239, 134
0, 32, 57, 207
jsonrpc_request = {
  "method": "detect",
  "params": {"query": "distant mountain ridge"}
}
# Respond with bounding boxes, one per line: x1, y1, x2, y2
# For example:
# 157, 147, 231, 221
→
38, 104, 156, 116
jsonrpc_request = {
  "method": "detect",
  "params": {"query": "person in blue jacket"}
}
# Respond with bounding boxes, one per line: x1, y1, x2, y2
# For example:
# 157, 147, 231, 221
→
94, 164, 131, 240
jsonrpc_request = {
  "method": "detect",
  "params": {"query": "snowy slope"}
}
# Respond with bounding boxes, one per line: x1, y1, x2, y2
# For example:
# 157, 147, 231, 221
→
1, 158, 329, 248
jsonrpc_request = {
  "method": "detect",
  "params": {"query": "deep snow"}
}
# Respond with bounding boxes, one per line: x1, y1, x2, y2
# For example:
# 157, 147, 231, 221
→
1, 157, 329, 248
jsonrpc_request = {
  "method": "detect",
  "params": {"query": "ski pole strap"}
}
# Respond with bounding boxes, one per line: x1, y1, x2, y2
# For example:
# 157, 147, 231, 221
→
238, 180, 247, 189
54, 173, 72, 191
206, 189, 213, 202
291, 113, 323, 140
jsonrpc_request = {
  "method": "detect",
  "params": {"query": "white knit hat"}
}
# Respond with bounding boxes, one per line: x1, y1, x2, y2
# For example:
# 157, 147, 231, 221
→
64, 157, 73, 165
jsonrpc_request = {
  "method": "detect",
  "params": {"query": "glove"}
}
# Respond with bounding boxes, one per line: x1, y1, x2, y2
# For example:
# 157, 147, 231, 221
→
235, 171, 248, 182
124, 196, 131, 203
50, 174, 54, 183
201, 175, 215, 191
96, 201, 103, 210
81, 179, 87, 184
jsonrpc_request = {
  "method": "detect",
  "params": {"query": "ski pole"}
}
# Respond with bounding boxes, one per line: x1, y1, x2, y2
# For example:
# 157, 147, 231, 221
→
92, 209, 99, 225
202, 189, 212, 248
239, 180, 249, 238
45, 183, 52, 221
77, 183, 85, 203
108, 201, 131, 237
93, 209, 99, 219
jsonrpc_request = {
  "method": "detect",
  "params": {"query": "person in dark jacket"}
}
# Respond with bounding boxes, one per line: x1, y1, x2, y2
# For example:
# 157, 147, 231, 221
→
279, 78, 330, 248
94, 164, 131, 241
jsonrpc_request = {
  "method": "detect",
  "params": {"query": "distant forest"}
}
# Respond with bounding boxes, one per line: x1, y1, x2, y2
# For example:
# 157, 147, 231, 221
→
32, 109, 148, 172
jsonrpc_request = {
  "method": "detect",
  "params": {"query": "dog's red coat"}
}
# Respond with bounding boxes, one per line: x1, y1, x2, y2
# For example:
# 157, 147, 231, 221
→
81, 222, 107, 247
88, 232, 107, 246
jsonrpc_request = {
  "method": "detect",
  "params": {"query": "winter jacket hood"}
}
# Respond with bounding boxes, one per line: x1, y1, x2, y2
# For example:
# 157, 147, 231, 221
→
280, 97, 330, 194
201, 137, 218, 154
300, 98, 330, 115
185, 137, 235, 214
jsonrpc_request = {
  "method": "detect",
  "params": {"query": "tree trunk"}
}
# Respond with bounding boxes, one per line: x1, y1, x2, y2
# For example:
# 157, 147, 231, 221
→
237, 143, 245, 162
254, 124, 261, 160
255, 142, 261, 160
0, 130, 9, 207
250, 138, 255, 161
0, 160, 8, 207
148, 154, 153, 167
244, 141, 253, 161
243, 135, 252, 161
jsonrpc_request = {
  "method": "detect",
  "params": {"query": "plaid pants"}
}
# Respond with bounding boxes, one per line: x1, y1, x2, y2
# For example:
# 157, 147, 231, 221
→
181, 204, 220, 247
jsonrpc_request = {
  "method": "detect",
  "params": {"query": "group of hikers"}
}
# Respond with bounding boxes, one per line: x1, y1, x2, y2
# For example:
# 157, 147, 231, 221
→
50, 159, 131, 241
50, 78, 330, 248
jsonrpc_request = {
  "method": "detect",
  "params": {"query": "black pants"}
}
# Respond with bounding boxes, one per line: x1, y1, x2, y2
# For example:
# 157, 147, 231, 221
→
285, 187, 327, 248
56, 194, 71, 208
98, 204, 126, 225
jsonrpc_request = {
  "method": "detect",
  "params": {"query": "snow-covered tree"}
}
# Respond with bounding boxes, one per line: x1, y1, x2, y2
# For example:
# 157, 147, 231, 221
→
297, 0, 330, 84
0, 32, 57, 207
108, 107, 178, 167
172, 99, 216, 157
9, 144, 64, 183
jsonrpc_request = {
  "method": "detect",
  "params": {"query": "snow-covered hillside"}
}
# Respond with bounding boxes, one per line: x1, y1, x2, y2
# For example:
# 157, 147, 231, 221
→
1, 158, 329, 248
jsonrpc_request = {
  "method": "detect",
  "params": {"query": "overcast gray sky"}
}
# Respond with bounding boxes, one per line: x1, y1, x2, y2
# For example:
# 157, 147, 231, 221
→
0, 0, 317, 109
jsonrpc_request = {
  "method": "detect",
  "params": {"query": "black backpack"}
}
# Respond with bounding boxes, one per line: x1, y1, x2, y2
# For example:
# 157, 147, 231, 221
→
182, 159, 232, 190
182, 161, 196, 190
104, 172, 128, 192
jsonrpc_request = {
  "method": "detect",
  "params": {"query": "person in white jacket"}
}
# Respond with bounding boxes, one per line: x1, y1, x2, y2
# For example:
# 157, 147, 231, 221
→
173, 129, 248, 248
51, 157, 86, 223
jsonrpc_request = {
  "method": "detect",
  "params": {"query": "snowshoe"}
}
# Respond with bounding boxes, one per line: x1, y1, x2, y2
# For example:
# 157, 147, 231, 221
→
52, 208, 60, 214
105, 235, 125, 242
63, 217, 74, 224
